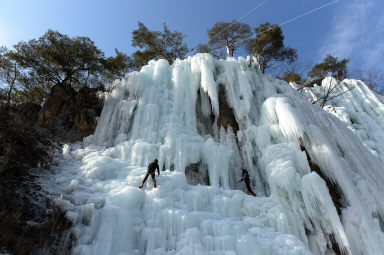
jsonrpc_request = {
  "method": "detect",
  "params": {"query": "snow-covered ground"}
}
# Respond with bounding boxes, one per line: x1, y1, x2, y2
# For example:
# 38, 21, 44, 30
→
41, 54, 384, 255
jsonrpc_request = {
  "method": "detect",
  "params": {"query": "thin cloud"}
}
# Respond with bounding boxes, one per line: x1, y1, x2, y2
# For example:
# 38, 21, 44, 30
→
319, 0, 384, 70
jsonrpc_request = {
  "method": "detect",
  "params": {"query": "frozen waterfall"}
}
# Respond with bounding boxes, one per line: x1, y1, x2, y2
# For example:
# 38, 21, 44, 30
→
42, 54, 384, 255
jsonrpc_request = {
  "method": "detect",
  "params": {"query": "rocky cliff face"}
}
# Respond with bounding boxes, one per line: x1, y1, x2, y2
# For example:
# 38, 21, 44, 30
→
0, 85, 103, 254
38, 85, 103, 142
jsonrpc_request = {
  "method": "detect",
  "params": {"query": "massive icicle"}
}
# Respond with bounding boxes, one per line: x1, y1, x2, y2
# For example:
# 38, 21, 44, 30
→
41, 54, 384, 255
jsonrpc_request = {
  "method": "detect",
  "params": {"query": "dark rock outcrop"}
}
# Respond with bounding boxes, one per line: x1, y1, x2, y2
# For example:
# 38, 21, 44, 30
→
300, 144, 347, 255
297, 77, 324, 91
0, 105, 56, 254
0, 105, 47, 176
217, 85, 239, 135
0, 85, 103, 254
185, 163, 210, 186
196, 88, 215, 137
300, 144, 345, 215
8, 103, 42, 129
38, 85, 103, 142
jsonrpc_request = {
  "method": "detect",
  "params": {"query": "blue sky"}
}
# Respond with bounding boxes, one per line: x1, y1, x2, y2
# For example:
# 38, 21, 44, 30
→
0, 0, 383, 75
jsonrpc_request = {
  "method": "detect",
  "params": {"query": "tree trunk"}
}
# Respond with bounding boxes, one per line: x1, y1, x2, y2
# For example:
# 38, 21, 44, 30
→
226, 46, 232, 57
225, 40, 234, 57
261, 62, 267, 74
6, 85, 13, 105
6, 77, 16, 106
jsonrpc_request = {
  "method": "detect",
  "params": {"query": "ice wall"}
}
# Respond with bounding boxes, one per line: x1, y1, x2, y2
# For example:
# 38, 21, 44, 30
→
43, 54, 384, 255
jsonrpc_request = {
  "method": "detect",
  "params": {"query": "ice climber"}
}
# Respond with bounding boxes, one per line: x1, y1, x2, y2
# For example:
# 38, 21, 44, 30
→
139, 159, 160, 188
239, 168, 256, 196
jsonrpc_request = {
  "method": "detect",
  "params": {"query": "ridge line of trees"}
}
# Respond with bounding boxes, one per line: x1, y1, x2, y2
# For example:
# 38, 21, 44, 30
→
1, 20, 382, 107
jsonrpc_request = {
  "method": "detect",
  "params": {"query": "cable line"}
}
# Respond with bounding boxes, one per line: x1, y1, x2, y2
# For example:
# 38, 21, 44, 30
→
278, 0, 338, 27
210, 0, 339, 54
238, 0, 271, 22
207, 0, 271, 44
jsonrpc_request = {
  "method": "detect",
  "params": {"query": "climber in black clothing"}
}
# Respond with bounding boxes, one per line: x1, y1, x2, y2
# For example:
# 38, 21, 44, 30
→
238, 168, 256, 196
139, 159, 160, 188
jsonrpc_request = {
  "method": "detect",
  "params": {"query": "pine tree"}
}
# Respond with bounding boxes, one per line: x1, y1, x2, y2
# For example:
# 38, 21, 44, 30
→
2, 30, 128, 105
308, 55, 349, 81
207, 20, 252, 57
277, 70, 303, 84
249, 22, 297, 73
131, 22, 189, 65
103, 49, 134, 81
11, 30, 106, 89
0, 47, 23, 105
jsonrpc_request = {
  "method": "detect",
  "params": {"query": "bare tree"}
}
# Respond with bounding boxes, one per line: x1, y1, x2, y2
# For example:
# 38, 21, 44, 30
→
308, 78, 355, 108
295, 55, 355, 108
353, 68, 384, 94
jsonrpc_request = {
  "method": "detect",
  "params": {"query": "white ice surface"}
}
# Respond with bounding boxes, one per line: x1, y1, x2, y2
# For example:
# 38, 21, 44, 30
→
41, 55, 384, 255
294, 78, 384, 163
